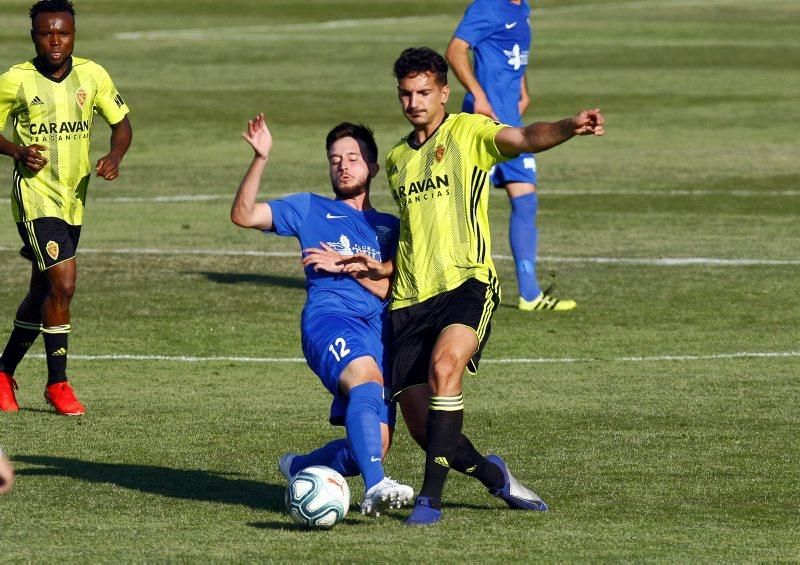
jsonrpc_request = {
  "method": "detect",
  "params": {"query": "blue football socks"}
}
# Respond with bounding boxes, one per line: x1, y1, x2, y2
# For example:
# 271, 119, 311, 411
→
509, 192, 540, 300
289, 438, 359, 477
345, 381, 385, 491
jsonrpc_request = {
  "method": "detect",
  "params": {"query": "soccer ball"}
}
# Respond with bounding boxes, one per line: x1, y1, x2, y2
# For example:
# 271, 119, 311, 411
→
285, 465, 350, 529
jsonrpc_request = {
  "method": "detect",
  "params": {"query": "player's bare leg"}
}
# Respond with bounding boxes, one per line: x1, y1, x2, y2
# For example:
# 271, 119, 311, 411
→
41, 258, 84, 415
506, 181, 576, 312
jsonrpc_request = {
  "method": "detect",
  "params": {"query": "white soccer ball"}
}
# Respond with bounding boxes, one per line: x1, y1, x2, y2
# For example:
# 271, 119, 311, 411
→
285, 465, 350, 529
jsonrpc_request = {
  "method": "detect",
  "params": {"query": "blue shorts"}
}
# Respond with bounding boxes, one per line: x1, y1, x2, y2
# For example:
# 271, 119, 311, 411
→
301, 312, 395, 427
491, 153, 537, 187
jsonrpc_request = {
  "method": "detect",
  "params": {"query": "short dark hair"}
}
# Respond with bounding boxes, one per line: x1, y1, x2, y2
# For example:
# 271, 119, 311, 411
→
325, 122, 378, 165
393, 47, 448, 86
30, 0, 76, 21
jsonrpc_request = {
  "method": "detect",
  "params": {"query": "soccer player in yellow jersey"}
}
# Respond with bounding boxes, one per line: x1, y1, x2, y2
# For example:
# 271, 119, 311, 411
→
0, 0, 132, 415
385, 48, 603, 525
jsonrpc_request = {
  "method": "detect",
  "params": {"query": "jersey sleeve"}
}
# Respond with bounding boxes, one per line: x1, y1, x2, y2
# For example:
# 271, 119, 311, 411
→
460, 113, 509, 170
0, 71, 19, 131
453, 0, 496, 46
267, 193, 311, 237
92, 64, 129, 125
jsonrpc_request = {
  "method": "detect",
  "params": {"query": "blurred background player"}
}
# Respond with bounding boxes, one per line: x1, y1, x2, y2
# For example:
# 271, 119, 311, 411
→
0, 0, 132, 415
385, 47, 603, 525
230, 113, 413, 516
446, 0, 576, 311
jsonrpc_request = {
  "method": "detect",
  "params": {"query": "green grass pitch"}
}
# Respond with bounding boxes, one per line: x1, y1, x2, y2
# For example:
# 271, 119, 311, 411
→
1, 0, 799, 560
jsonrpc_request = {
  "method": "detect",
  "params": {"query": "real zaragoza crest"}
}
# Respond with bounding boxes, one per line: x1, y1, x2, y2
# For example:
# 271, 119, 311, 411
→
46, 241, 59, 260
435, 145, 446, 162
75, 87, 87, 108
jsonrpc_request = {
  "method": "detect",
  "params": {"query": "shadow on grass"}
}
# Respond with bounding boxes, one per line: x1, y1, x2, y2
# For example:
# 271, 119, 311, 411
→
248, 515, 363, 531
190, 271, 305, 289
15, 455, 284, 511
19, 407, 60, 415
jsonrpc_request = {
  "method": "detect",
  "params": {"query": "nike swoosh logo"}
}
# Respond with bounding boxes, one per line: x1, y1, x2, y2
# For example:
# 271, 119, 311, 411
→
326, 213, 347, 219
505, 22, 517, 29
370, 456, 381, 463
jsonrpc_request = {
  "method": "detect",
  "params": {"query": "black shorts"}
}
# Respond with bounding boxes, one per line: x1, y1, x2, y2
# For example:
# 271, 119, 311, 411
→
389, 278, 499, 399
17, 218, 82, 271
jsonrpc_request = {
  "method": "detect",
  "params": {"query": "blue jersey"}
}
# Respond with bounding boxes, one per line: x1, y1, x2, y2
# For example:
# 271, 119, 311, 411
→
267, 193, 400, 320
454, 0, 531, 126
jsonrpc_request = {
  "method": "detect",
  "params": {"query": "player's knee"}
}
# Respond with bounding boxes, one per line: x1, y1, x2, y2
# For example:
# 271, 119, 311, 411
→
429, 353, 464, 389
48, 278, 76, 303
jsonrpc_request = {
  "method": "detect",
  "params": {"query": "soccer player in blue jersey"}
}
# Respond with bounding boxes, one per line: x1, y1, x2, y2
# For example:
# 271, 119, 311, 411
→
230, 113, 413, 516
446, 0, 576, 311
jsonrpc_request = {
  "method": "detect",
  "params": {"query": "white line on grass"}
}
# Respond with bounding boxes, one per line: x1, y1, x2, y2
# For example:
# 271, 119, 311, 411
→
496, 256, 800, 266
30, 350, 800, 365
0, 246, 797, 265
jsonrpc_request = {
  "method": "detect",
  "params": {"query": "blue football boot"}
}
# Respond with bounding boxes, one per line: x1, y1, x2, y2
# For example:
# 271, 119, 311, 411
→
486, 455, 548, 511
404, 496, 442, 526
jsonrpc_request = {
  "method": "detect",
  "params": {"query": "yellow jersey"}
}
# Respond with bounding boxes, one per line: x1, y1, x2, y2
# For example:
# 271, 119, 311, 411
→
386, 112, 507, 309
0, 56, 129, 225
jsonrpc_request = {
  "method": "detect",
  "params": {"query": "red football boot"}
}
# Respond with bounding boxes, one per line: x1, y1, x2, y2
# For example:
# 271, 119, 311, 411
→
0, 371, 20, 412
44, 382, 85, 416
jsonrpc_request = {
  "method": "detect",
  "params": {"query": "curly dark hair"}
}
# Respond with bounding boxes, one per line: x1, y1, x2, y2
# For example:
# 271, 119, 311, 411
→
392, 47, 448, 86
29, 0, 75, 21
325, 122, 378, 165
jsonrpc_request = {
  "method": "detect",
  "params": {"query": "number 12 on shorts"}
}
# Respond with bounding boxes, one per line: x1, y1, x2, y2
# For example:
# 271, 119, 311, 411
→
328, 337, 350, 362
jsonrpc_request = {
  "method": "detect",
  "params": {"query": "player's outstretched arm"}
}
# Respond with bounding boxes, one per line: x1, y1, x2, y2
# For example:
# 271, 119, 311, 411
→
495, 109, 605, 157
231, 113, 274, 231
96, 116, 132, 181
445, 37, 497, 120
0, 133, 47, 172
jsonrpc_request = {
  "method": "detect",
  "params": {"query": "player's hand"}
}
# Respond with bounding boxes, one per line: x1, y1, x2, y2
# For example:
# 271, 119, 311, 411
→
0, 453, 14, 494
571, 109, 605, 136
242, 113, 272, 160
96, 153, 122, 180
338, 253, 393, 280
18, 144, 47, 172
473, 95, 498, 121
302, 243, 346, 274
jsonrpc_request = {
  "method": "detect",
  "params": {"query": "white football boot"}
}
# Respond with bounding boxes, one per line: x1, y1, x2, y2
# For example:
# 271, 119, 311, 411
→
278, 453, 298, 481
360, 477, 414, 516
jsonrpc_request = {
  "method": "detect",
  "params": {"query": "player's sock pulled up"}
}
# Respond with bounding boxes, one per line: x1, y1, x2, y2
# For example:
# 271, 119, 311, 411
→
345, 381, 385, 491
451, 433, 504, 490
287, 438, 359, 478
419, 394, 464, 500
43, 324, 70, 385
509, 192, 540, 300
0, 319, 42, 376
